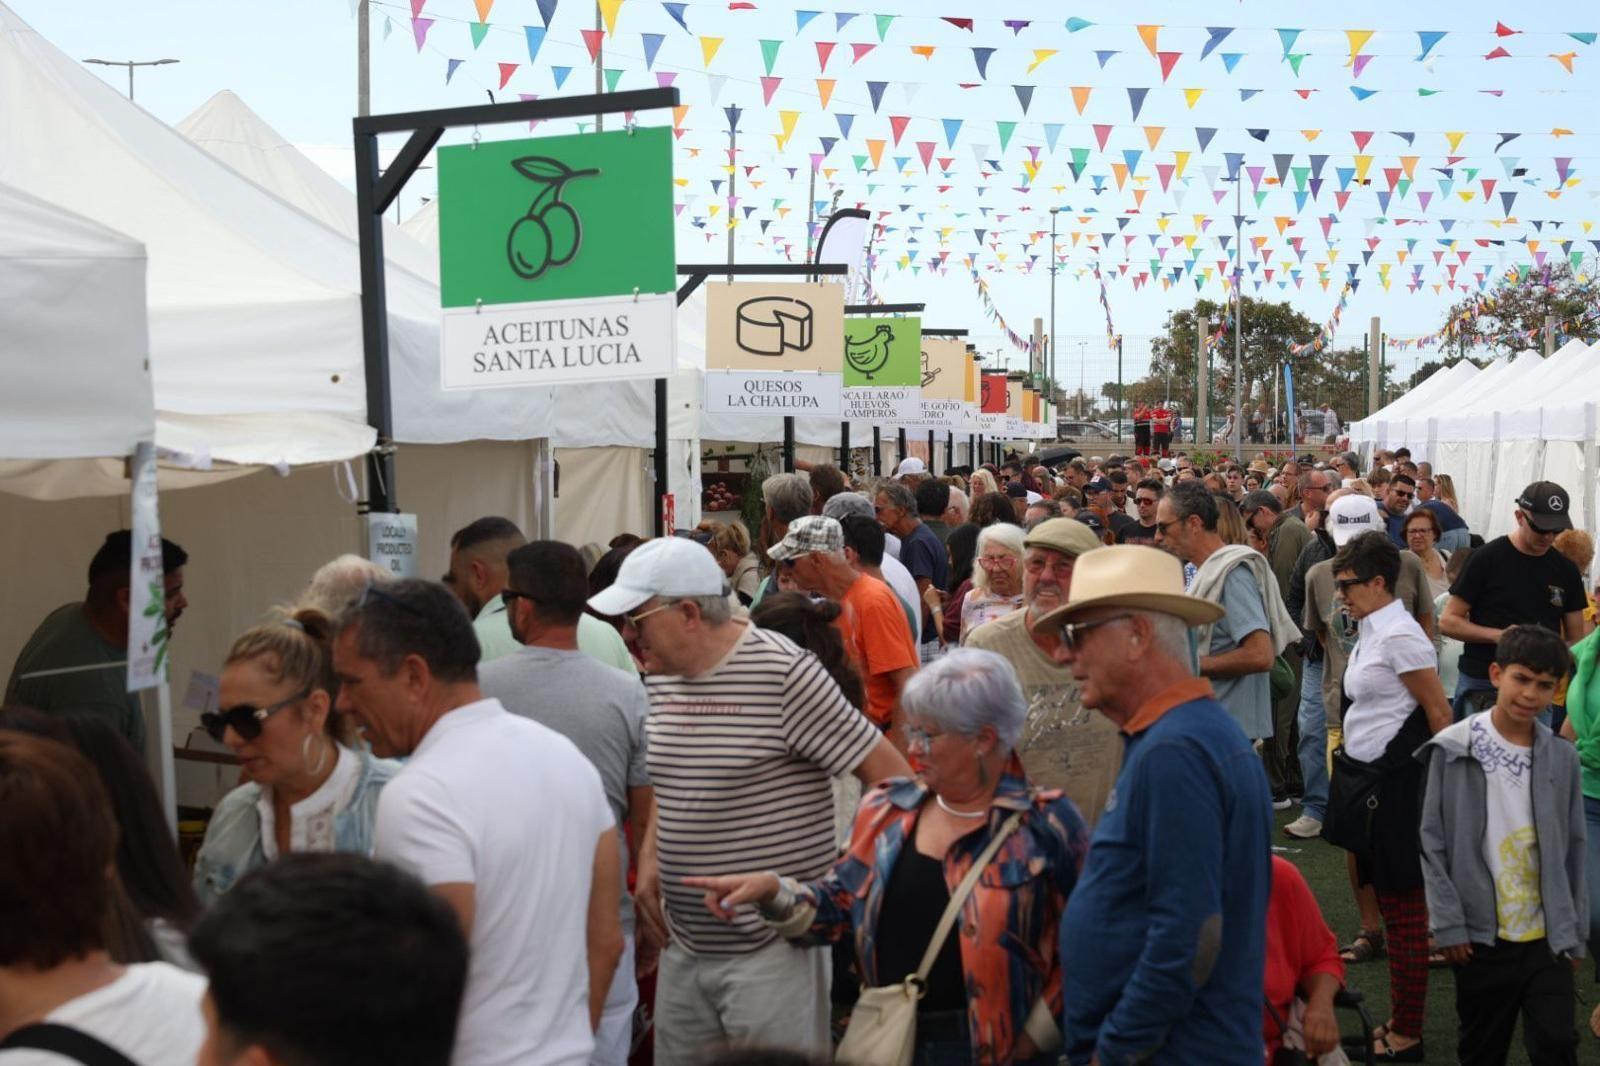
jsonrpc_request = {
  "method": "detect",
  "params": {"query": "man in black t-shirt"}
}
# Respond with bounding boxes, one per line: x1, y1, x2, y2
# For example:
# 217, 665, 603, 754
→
1439, 480, 1588, 719
874, 482, 949, 661
1117, 478, 1164, 545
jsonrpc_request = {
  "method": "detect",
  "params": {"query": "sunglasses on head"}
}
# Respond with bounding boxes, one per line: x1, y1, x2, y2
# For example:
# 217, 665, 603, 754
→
200, 687, 311, 743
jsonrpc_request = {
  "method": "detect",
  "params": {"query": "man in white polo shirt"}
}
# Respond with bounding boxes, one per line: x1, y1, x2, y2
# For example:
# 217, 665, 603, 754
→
333, 579, 623, 1066
590, 538, 909, 1066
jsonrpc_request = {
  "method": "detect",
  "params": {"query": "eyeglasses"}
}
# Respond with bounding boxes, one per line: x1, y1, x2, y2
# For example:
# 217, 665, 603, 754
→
1404, 526, 1434, 539
200, 688, 311, 743
1135, 496, 1159, 506
1155, 518, 1184, 534
1390, 488, 1415, 501
624, 600, 679, 628
1058, 613, 1133, 650
1334, 575, 1374, 594
905, 722, 958, 751
977, 554, 1017, 569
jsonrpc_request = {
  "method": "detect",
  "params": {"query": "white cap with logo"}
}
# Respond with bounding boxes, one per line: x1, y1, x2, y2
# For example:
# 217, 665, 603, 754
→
1327, 494, 1383, 547
587, 538, 728, 616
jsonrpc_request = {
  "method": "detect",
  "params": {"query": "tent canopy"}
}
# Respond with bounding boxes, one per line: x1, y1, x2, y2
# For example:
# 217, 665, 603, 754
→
0, 183, 153, 465
0, 4, 406, 467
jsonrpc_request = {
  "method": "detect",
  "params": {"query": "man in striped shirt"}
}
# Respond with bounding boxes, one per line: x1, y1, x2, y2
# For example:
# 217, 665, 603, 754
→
590, 537, 909, 1066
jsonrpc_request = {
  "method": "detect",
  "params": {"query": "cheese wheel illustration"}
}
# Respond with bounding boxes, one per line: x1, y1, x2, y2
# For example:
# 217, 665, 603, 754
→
735, 296, 814, 356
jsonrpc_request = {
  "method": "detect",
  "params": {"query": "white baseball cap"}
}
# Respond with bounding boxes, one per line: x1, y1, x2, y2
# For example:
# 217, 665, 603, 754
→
895, 457, 926, 476
587, 537, 727, 616
1327, 494, 1382, 547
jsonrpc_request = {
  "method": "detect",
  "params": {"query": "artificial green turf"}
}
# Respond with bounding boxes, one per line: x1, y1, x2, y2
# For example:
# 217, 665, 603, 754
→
1274, 808, 1600, 1064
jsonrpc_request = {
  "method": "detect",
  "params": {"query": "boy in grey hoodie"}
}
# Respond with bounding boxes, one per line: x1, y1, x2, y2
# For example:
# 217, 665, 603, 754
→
1418, 625, 1587, 1065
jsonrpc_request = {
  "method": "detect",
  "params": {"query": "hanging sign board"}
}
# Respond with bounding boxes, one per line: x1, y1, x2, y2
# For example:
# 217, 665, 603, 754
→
437, 128, 676, 389
705, 282, 845, 372
842, 315, 921, 423
914, 338, 966, 428
365, 513, 420, 578
127, 441, 167, 693
705, 369, 843, 415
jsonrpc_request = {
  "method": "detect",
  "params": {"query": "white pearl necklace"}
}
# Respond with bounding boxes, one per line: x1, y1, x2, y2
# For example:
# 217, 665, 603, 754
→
935, 794, 989, 819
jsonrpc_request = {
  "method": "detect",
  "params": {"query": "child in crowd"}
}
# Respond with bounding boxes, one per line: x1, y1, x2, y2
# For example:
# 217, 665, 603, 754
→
1418, 625, 1586, 1066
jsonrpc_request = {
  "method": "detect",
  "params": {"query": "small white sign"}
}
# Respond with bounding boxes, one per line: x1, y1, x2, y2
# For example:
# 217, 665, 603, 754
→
844, 386, 921, 422
127, 441, 167, 693
365, 513, 419, 578
440, 292, 676, 390
182, 671, 220, 717
704, 370, 843, 415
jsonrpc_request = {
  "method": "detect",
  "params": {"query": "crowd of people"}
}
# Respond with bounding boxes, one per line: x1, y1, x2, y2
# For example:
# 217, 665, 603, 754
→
1, 438, 1598, 1066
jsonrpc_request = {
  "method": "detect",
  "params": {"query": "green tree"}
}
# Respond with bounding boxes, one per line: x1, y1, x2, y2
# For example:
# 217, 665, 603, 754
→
1148, 297, 1320, 415
1440, 262, 1599, 356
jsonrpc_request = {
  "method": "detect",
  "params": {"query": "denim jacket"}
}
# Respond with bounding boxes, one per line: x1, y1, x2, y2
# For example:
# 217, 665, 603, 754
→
193, 745, 401, 906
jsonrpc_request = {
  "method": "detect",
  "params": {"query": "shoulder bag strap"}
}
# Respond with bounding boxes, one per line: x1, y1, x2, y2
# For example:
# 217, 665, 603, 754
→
0, 1023, 140, 1066
913, 810, 1026, 982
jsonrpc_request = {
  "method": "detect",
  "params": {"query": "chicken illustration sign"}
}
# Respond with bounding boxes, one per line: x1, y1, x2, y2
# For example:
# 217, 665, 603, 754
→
840, 316, 921, 422
435, 129, 676, 390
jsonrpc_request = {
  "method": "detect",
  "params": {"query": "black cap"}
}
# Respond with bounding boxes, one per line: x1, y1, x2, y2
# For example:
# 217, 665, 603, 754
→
1516, 481, 1573, 532
1072, 511, 1106, 533
1005, 482, 1029, 499
1085, 476, 1113, 495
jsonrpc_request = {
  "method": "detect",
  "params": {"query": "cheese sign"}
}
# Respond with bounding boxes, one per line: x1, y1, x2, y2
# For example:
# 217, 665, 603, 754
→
842, 317, 920, 387
705, 282, 845, 373
704, 369, 843, 415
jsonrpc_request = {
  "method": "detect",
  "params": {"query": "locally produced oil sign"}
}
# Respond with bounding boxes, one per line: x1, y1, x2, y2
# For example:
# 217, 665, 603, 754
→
436, 128, 676, 390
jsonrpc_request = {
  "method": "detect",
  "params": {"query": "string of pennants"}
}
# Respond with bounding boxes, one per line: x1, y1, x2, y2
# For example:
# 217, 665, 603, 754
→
378, 0, 1600, 308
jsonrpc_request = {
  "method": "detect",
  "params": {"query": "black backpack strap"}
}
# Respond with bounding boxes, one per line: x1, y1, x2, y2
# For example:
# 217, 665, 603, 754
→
0, 1023, 140, 1066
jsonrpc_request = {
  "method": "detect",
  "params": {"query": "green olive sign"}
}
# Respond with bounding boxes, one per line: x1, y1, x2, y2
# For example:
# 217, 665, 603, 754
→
435, 128, 677, 391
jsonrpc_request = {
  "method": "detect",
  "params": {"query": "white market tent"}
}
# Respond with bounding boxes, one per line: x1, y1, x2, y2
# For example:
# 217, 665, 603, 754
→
0, 183, 153, 474
1350, 343, 1600, 541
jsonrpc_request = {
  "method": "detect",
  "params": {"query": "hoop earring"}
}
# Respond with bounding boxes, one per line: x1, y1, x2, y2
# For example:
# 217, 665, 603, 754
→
302, 733, 330, 777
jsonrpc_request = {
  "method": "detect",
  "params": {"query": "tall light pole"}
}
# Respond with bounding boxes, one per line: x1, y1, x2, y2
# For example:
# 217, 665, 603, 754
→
84, 57, 179, 101
1077, 341, 1087, 416
1048, 207, 1059, 409
1231, 165, 1244, 461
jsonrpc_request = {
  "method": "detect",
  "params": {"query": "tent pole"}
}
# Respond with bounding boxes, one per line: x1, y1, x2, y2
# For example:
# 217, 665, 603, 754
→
354, 129, 398, 513
653, 377, 669, 535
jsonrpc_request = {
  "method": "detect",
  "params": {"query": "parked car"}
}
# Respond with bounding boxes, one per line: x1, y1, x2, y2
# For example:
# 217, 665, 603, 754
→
1055, 419, 1118, 442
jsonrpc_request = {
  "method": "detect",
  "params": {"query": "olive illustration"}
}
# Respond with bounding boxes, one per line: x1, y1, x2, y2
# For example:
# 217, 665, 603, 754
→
505, 156, 599, 279
507, 214, 554, 279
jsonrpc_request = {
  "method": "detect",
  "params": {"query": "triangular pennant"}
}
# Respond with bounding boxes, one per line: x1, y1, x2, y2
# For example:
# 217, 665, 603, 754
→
889, 115, 911, 145
1065, 17, 1094, 32
997, 121, 1017, 151
1157, 51, 1181, 81
579, 27, 603, 60
1027, 49, 1058, 74
851, 42, 876, 63
473, 0, 493, 20
1095, 50, 1118, 68
604, 67, 624, 92
1276, 28, 1301, 58
971, 47, 995, 79
1013, 84, 1035, 114
1196, 127, 1217, 152
699, 36, 723, 66
497, 61, 518, 89
524, 25, 547, 63
469, 21, 490, 48
660, 1, 687, 32
759, 39, 782, 75
1071, 86, 1092, 114
1127, 86, 1148, 120
941, 117, 963, 148
875, 13, 895, 41
866, 80, 887, 111
597, 0, 624, 35
816, 78, 836, 108
815, 41, 836, 70
1136, 24, 1161, 56
410, 17, 433, 51
1416, 30, 1446, 61
760, 76, 781, 104
1345, 29, 1374, 65
1221, 53, 1243, 72
446, 57, 464, 83
641, 31, 665, 68
1183, 87, 1204, 108
796, 9, 820, 32
1201, 27, 1233, 61
552, 65, 572, 88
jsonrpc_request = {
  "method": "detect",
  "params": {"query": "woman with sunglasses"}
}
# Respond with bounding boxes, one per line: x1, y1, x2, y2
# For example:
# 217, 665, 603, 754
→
192, 609, 400, 906
1323, 532, 1452, 1062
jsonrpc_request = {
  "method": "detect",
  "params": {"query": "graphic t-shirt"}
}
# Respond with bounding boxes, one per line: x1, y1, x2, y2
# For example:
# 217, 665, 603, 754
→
1450, 535, 1587, 679
1116, 521, 1159, 547
1468, 713, 1545, 942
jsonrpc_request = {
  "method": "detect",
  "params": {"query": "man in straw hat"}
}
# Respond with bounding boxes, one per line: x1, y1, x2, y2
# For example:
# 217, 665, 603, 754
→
1034, 545, 1273, 1064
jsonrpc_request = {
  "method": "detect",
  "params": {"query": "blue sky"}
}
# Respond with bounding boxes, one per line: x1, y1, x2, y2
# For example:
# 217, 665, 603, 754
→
13, 0, 1599, 391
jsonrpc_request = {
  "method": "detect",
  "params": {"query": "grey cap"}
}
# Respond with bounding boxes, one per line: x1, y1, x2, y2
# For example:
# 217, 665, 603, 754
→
821, 491, 875, 521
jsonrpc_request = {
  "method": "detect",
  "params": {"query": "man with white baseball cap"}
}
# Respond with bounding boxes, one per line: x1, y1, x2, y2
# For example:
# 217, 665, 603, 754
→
588, 538, 907, 1066
1439, 479, 1588, 720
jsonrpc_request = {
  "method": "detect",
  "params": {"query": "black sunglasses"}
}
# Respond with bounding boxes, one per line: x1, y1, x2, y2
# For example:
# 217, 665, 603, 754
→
1334, 575, 1374, 594
200, 687, 311, 743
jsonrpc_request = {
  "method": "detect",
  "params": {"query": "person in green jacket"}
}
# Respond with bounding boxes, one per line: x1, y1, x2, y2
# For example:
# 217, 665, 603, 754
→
1559, 623, 1600, 1037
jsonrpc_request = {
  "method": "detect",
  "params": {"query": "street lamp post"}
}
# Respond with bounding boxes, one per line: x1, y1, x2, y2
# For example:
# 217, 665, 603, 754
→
83, 57, 179, 101
1232, 167, 1244, 462
1049, 207, 1059, 412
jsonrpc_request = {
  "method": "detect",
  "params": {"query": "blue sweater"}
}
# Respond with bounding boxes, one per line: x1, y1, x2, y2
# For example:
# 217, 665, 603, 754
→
1060, 685, 1273, 1065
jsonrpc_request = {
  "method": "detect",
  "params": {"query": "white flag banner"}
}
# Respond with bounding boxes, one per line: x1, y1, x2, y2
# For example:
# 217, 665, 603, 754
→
127, 441, 166, 693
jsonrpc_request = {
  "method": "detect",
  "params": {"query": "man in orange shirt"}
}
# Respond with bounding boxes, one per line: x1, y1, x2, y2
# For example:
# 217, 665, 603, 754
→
769, 515, 920, 745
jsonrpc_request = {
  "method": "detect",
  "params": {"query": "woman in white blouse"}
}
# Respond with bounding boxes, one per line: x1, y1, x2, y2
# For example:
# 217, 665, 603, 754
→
1327, 532, 1452, 1062
193, 609, 400, 905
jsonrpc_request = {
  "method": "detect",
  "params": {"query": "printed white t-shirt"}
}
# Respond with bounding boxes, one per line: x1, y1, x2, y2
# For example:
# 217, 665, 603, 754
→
0, 962, 205, 1065
1468, 712, 1545, 942
375, 698, 613, 1066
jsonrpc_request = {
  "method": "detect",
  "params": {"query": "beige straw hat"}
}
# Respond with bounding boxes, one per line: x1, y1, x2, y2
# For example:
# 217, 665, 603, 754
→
1031, 545, 1224, 632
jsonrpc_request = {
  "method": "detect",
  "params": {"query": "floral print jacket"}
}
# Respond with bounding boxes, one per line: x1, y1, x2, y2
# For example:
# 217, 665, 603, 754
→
777, 755, 1088, 1064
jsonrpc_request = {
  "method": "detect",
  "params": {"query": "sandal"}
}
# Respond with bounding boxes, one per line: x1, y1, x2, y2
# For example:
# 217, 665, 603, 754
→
1373, 1033, 1425, 1062
1338, 928, 1386, 963
1343, 1023, 1387, 1049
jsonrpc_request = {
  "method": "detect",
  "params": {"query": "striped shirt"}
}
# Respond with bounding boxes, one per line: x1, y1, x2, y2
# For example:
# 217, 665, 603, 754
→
645, 622, 881, 955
